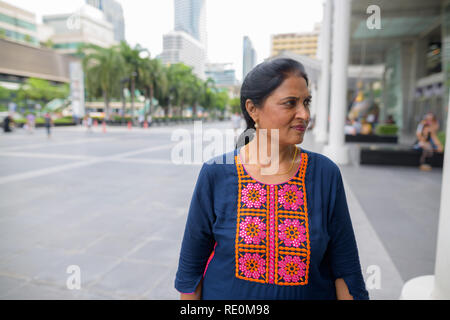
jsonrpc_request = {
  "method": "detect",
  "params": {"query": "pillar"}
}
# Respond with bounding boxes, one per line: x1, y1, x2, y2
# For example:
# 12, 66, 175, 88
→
322, 0, 351, 164
314, 0, 332, 143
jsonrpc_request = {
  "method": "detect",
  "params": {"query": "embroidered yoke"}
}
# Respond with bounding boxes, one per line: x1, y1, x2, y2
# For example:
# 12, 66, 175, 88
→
235, 152, 310, 285
175, 146, 369, 300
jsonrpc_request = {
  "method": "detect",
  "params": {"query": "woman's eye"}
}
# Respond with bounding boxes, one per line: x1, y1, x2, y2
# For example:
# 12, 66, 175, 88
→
285, 100, 297, 107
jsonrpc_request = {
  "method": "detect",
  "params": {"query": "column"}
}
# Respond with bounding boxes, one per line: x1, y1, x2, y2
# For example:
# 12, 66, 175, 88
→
314, 0, 332, 143
400, 90, 450, 300
322, 0, 352, 164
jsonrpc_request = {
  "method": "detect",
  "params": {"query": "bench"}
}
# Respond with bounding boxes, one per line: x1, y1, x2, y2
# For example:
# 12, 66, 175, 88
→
360, 145, 444, 167
346, 134, 398, 143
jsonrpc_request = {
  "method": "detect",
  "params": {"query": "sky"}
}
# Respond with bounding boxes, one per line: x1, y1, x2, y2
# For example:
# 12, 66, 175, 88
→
6, 0, 323, 82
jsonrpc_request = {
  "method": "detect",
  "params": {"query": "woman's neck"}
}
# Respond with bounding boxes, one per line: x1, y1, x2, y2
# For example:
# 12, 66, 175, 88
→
245, 134, 297, 167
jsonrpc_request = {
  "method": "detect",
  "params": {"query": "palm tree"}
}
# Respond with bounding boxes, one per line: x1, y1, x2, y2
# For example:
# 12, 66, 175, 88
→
119, 41, 148, 124
166, 63, 198, 117
139, 58, 168, 118
80, 44, 126, 120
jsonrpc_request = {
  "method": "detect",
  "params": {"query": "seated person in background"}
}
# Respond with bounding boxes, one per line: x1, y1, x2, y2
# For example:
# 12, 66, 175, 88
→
385, 115, 396, 125
413, 112, 444, 171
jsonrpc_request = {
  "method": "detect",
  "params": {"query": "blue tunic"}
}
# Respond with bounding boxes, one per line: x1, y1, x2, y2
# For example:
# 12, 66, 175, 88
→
175, 146, 369, 300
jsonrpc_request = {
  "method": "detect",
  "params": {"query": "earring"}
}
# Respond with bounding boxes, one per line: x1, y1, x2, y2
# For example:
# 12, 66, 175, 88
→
255, 122, 259, 129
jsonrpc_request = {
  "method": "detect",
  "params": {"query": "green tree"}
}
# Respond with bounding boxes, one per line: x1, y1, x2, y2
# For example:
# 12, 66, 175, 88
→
119, 41, 149, 123
139, 58, 168, 118
230, 97, 241, 114
80, 44, 126, 120
16, 78, 69, 106
166, 63, 195, 117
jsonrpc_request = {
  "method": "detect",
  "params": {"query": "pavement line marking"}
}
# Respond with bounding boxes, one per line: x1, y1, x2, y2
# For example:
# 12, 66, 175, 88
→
0, 151, 97, 161
0, 144, 176, 185
0, 137, 120, 152
0, 159, 102, 185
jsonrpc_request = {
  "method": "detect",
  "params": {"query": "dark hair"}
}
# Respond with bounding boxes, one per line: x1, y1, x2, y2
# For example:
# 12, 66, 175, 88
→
236, 58, 309, 148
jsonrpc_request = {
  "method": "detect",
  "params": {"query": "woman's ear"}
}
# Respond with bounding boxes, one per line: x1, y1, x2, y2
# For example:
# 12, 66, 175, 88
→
245, 99, 258, 124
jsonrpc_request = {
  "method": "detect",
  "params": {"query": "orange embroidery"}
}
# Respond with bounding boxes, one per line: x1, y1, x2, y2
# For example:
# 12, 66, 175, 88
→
235, 152, 311, 286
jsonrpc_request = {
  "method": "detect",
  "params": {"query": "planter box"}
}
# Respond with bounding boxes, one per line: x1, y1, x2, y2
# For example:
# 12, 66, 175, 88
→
346, 134, 398, 143
360, 146, 443, 167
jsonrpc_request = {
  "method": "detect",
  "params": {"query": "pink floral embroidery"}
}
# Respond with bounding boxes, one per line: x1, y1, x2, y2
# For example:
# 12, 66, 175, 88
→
239, 216, 266, 245
278, 219, 306, 247
278, 255, 306, 283
238, 253, 266, 279
278, 184, 303, 210
241, 183, 266, 208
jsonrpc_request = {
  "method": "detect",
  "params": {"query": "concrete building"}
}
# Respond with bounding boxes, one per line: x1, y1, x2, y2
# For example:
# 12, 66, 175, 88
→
160, 30, 206, 79
42, 4, 115, 55
161, 0, 207, 79
271, 23, 321, 58
0, 0, 39, 46
243, 36, 257, 80
86, 0, 125, 42
205, 63, 237, 87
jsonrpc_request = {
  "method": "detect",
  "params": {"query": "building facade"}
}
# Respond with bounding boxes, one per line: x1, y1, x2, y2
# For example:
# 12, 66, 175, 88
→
271, 23, 320, 58
0, 0, 38, 46
160, 30, 206, 79
42, 5, 116, 55
86, 0, 125, 42
242, 36, 256, 80
205, 63, 237, 87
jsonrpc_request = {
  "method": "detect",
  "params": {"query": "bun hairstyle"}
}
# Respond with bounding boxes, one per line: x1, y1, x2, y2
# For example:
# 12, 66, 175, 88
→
235, 58, 309, 149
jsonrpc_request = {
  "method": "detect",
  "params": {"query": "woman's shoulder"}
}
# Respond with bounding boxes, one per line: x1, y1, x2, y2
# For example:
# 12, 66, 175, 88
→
301, 148, 342, 181
199, 149, 238, 178
302, 148, 339, 171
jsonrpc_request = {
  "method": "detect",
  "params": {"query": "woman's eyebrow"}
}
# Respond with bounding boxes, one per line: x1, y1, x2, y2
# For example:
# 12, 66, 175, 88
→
280, 95, 312, 102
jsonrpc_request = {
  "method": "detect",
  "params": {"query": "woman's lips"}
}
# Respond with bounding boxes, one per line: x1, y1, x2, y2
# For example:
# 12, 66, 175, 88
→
292, 125, 306, 132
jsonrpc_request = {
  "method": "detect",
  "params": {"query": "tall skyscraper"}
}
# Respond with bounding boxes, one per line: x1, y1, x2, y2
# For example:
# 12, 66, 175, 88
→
161, 0, 207, 79
86, 0, 125, 42
243, 36, 257, 80
174, 0, 206, 47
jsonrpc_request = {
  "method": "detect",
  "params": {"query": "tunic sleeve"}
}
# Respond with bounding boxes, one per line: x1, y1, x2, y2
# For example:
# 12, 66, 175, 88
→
174, 163, 216, 294
327, 169, 370, 300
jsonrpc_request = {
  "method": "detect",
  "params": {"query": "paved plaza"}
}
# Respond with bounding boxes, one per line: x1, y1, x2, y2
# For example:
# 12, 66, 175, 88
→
0, 121, 443, 299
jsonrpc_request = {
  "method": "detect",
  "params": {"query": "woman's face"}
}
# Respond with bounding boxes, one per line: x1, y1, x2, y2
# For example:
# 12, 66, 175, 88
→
249, 75, 311, 147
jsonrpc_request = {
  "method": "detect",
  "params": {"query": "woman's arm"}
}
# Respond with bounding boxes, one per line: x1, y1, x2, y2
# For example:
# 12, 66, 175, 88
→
180, 278, 203, 300
335, 278, 354, 300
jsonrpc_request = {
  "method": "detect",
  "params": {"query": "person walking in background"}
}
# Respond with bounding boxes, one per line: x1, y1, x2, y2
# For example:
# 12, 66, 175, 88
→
26, 113, 35, 134
2, 114, 13, 133
44, 112, 53, 139
147, 114, 152, 127
413, 112, 444, 171
231, 112, 242, 139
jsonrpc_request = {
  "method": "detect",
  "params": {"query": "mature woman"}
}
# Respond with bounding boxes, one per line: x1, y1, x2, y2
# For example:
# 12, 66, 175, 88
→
175, 58, 369, 300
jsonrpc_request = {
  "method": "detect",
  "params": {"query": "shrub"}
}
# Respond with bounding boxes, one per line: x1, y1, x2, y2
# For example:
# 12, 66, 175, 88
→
375, 124, 399, 136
